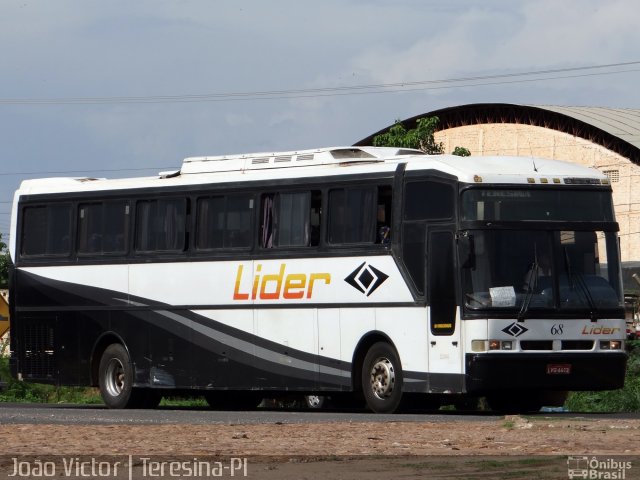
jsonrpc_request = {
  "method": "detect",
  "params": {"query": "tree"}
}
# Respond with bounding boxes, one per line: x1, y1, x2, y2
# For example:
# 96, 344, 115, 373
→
0, 233, 8, 289
452, 146, 471, 157
373, 117, 444, 154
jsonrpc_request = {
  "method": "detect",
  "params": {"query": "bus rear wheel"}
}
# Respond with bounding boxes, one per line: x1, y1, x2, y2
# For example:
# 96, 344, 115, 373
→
98, 344, 137, 409
361, 342, 403, 413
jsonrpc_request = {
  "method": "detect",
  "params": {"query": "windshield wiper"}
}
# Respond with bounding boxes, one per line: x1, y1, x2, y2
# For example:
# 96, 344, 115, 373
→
518, 259, 539, 322
573, 272, 599, 322
563, 247, 598, 321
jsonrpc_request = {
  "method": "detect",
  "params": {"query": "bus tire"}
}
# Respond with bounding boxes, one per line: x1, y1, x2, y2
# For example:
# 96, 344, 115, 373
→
361, 342, 403, 413
98, 344, 137, 409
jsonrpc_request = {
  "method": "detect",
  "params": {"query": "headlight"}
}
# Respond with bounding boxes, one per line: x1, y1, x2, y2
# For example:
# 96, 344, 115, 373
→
600, 340, 623, 350
473, 340, 513, 352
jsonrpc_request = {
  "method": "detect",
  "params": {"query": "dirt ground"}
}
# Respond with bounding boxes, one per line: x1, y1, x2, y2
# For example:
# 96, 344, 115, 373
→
1, 417, 639, 479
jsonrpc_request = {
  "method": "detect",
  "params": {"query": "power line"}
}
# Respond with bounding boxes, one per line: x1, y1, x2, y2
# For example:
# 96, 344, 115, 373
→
1, 61, 639, 106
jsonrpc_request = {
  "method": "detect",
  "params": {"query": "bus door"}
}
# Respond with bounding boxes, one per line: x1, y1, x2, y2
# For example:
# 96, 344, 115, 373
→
426, 227, 463, 392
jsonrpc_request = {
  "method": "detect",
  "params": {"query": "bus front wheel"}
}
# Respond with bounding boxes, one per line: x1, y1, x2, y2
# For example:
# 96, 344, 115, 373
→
98, 344, 137, 409
361, 342, 403, 413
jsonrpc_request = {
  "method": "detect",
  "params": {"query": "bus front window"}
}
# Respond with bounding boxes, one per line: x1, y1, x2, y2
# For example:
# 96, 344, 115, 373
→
461, 230, 623, 314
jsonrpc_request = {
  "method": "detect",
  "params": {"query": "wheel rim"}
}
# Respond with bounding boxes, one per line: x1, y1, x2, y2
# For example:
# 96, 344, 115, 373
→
104, 358, 125, 397
369, 356, 395, 400
306, 395, 322, 408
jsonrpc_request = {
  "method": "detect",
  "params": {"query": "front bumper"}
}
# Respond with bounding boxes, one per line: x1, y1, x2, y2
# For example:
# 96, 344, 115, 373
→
465, 352, 627, 393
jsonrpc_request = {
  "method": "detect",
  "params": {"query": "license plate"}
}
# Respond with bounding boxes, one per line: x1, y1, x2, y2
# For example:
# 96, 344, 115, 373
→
547, 364, 571, 375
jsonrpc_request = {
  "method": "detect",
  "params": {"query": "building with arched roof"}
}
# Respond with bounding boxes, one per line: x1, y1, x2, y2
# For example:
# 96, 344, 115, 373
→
356, 103, 640, 264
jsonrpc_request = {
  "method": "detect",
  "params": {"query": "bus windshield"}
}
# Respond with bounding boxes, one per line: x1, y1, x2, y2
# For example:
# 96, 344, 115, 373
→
461, 230, 623, 314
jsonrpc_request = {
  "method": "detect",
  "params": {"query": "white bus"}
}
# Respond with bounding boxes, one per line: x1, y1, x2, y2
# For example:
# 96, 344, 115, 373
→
8, 147, 627, 413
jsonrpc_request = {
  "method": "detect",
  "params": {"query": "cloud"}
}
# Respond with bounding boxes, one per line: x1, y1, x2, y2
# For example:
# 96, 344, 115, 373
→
225, 113, 254, 128
1, 1, 639, 178
346, 0, 640, 88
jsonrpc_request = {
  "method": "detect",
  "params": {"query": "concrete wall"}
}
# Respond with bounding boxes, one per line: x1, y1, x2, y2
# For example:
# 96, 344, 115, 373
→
435, 123, 640, 262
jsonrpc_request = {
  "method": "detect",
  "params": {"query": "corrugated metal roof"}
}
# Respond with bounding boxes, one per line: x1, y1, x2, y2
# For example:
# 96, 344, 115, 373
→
355, 103, 640, 163
535, 105, 640, 151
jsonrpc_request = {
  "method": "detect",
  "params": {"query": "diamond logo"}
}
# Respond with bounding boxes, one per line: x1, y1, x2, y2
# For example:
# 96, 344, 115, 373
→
344, 262, 389, 297
502, 322, 529, 337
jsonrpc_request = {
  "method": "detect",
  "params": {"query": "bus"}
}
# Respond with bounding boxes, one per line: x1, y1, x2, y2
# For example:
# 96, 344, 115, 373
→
8, 146, 627, 413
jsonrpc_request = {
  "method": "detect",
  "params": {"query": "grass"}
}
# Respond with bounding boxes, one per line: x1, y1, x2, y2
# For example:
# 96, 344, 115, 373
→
0, 362, 103, 404
502, 419, 516, 429
0, 338, 103, 404
160, 396, 208, 408
400, 457, 566, 480
565, 339, 640, 412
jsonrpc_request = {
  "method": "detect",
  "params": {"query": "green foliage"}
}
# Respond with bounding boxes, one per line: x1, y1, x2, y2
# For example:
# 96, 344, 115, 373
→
565, 340, 640, 412
160, 396, 208, 407
0, 355, 102, 404
373, 117, 444, 154
0, 233, 8, 289
452, 146, 471, 157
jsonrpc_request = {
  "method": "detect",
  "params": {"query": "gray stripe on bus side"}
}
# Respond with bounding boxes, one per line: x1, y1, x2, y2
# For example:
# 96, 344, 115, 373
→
121, 298, 424, 385
155, 309, 352, 379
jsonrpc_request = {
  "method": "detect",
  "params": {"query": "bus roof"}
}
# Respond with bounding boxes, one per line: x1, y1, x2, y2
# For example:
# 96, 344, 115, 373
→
14, 146, 609, 196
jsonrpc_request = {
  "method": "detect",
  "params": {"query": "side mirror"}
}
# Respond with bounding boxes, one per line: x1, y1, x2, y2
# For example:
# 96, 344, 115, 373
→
458, 233, 475, 269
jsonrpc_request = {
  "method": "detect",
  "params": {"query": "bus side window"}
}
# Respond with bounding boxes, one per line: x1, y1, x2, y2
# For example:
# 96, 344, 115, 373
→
197, 197, 225, 249
78, 201, 129, 255
226, 194, 254, 248
327, 185, 391, 246
21, 206, 47, 256
376, 185, 392, 245
309, 190, 321, 247
196, 194, 254, 250
327, 186, 376, 245
21, 204, 72, 257
135, 198, 187, 253
261, 191, 320, 248
404, 181, 455, 221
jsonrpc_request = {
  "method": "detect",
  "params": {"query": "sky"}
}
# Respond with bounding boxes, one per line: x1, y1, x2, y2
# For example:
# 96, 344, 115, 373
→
1, 0, 640, 243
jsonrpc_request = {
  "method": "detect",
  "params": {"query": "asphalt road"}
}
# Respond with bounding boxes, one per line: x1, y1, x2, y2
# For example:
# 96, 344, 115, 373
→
0, 403, 637, 425
0, 403, 500, 425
